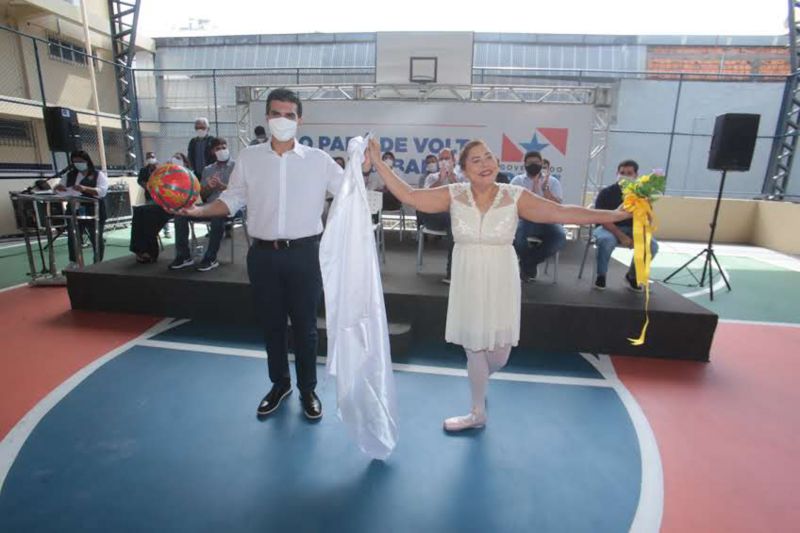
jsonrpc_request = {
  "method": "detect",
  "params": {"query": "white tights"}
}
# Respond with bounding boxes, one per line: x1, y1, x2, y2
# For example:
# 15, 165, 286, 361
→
464, 345, 512, 415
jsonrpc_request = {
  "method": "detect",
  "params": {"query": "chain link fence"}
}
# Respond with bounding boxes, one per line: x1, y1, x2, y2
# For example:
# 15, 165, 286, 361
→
1, 22, 797, 198
0, 24, 130, 175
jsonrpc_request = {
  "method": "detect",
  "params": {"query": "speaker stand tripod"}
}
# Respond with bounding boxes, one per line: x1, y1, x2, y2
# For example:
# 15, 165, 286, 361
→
663, 170, 732, 301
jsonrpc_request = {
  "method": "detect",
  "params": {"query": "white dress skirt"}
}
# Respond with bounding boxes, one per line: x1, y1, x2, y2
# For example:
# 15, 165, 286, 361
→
444, 183, 524, 351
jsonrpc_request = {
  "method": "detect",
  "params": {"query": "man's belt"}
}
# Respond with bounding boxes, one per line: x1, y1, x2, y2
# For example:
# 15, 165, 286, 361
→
253, 234, 320, 250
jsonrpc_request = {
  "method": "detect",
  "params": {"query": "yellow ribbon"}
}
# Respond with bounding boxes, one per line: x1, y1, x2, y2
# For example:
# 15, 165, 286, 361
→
623, 194, 656, 346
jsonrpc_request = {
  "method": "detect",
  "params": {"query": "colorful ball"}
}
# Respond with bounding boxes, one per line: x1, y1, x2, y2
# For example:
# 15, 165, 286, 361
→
147, 163, 201, 211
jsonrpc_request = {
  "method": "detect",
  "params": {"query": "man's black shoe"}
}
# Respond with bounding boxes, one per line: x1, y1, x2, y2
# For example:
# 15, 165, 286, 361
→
521, 264, 538, 283
300, 390, 322, 420
625, 271, 644, 292
256, 382, 292, 416
594, 275, 606, 290
168, 256, 194, 270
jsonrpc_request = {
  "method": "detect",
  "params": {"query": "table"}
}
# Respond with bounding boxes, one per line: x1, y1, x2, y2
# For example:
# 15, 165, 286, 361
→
10, 192, 101, 285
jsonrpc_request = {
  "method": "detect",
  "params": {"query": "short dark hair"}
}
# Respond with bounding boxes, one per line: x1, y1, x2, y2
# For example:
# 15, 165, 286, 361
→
145, 151, 155, 158
617, 159, 639, 173
523, 151, 542, 162
382, 151, 395, 160
266, 88, 303, 118
254, 126, 266, 135
210, 137, 228, 150
424, 154, 438, 164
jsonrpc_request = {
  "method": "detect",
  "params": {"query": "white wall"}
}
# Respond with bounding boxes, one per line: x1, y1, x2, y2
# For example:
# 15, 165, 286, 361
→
603, 79, 784, 198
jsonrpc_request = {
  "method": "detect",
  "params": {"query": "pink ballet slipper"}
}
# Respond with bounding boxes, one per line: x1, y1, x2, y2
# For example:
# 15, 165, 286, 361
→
443, 411, 487, 432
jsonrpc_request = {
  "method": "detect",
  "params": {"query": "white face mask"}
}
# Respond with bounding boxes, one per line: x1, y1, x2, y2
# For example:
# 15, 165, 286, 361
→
215, 149, 230, 162
170, 157, 183, 166
146, 158, 157, 166
383, 158, 394, 167
440, 159, 453, 172
73, 162, 88, 172
426, 163, 438, 173
268, 117, 298, 142
195, 128, 208, 138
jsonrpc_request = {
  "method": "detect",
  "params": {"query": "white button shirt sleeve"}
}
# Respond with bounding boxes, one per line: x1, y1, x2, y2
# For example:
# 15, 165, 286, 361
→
95, 171, 109, 198
548, 176, 563, 202
326, 154, 345, 195
219, 154, 247, 215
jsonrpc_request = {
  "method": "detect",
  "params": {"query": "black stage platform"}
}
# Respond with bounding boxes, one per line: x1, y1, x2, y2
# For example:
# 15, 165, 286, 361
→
67, 231, 717, 361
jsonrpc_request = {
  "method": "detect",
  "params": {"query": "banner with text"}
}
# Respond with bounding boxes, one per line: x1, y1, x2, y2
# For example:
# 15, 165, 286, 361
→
250, 100, 594, 204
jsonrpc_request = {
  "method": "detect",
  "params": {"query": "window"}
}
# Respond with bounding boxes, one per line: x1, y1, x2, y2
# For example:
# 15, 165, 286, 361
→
48, 37, 87, 66
0, 118, 35, 147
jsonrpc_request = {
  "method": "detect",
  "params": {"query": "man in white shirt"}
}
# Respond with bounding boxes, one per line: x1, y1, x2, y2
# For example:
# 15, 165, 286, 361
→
180, 89, 368, 421
510, 151, 567, 282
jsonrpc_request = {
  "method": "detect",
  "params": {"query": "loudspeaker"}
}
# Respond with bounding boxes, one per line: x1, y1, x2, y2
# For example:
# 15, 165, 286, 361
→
707, 113, 760, 171
43, 106, 81, 152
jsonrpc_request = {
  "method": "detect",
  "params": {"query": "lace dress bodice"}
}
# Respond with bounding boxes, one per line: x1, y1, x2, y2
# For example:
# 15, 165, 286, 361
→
449, 183, 523, 245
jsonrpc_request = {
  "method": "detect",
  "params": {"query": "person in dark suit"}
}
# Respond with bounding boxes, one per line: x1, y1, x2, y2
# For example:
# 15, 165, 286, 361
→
187, 117, 216, 175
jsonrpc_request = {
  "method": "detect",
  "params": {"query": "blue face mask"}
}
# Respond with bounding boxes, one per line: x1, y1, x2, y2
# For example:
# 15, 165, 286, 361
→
74, 162, 88, 172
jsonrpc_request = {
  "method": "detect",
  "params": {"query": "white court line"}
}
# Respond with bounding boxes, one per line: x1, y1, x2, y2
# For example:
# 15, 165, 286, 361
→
0, 317, 188, 493
0, 241, 29, 250
144, 338, 661, 529
3, 329, 661, 530
677, 266, 731, 299
719, 318, 800, 329
580, 353, 664, 533
139, 339, 614, 389
0, 283, 29, 294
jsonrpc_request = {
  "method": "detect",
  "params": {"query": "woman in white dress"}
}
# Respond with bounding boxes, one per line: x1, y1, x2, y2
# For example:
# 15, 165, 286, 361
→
367, 139, 631, 432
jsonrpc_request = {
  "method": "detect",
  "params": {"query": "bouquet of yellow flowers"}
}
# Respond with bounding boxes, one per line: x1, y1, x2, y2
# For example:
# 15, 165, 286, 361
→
620, 172, 666, 345
620, 172, 667, 204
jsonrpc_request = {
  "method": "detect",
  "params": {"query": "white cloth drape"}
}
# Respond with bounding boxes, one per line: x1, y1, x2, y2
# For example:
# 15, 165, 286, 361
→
319, 136, 398, 460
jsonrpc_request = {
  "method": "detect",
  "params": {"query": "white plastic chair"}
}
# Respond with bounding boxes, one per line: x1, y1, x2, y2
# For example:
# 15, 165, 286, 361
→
416, 224, 448, 274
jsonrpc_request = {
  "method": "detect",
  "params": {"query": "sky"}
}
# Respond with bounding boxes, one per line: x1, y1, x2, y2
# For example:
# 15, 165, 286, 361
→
138, 0, 788, 39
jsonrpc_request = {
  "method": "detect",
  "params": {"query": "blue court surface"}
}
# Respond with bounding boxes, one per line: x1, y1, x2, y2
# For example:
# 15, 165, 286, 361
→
0, 320, 657, 533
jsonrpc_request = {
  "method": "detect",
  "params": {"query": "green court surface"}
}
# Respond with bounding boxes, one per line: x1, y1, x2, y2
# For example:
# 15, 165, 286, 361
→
612, 248, 800, 324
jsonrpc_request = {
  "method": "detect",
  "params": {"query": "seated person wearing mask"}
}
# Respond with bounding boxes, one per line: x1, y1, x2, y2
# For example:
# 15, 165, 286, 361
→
170, 138, 236, 272
54, 150, 108, 268
137, 152, 171, 237
380, 151, 403, 211
129, 153, 191, 263
511, 151, 566, 282
418, 154, 439, 188
250, 125, 268, 145
419, 148, 458, 284
137, 152, 158, 202
593, 159, 659, 291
